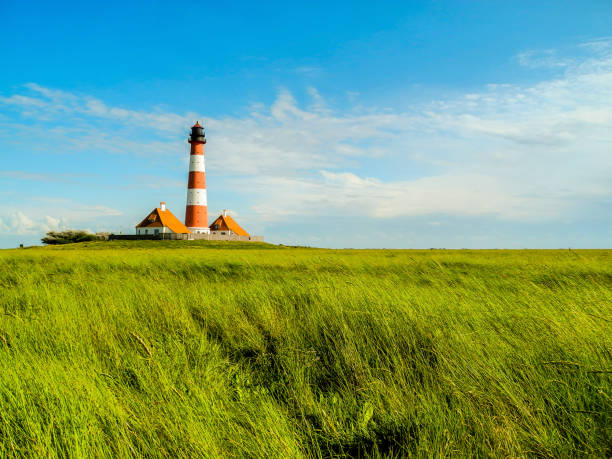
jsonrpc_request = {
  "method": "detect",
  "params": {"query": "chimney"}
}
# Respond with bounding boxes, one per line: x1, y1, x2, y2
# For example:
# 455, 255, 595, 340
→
160, 201, 166, 211
223, 209, 228, 217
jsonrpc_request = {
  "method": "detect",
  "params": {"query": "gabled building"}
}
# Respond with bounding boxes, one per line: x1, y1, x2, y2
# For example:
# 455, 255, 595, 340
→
209, 210, 249, 237
135, 202, 190, 236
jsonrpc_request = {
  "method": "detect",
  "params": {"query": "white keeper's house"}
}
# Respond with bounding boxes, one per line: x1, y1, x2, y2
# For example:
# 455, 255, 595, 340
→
135, 202, 190, 236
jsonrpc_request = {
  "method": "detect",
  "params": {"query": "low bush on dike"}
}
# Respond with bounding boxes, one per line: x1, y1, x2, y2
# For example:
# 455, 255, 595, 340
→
41, 230, 105, 245
0, 246, 610, 457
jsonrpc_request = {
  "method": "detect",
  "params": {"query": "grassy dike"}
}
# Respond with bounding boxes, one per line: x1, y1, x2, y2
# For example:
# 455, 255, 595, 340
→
0, 242, 610, 457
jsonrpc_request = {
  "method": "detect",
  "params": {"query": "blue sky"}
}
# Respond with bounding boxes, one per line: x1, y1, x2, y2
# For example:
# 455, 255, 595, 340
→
1, 0, 611, 248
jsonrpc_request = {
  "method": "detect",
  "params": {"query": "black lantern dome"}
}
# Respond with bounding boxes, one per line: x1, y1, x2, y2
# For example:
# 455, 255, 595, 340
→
189, 121, 206, 144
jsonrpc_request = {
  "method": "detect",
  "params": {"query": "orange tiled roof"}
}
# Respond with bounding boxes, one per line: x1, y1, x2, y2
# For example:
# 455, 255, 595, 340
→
209, 213, 249, 236
136, 207, 191, 233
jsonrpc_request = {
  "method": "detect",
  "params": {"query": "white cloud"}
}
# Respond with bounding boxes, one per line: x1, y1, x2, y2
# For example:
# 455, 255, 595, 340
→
232, 40, 611, 222
244, 171, 584, 221
0, 211, 40, 235
0, 201, 121, 236
44, 215, 61, 229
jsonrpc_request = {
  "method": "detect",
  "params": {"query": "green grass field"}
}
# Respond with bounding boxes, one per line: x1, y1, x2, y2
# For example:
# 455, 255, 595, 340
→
0, 241, 610, 457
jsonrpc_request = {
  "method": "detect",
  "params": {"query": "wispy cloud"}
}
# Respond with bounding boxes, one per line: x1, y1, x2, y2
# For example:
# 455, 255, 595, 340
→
516, 50, 573, 69
293, 65, 324, 78
0, 170, 95, 184
15, 83, 198, 133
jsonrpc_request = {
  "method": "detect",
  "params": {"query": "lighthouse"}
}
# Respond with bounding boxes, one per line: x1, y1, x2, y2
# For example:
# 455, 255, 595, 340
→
184, 122, 209, 233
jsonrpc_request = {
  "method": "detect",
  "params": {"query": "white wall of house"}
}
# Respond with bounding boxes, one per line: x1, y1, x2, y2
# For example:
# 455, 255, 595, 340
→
135, 227, 171, 235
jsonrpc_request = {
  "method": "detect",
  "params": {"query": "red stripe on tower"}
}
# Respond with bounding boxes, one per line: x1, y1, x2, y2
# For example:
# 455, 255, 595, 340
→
184, 121, 209, 233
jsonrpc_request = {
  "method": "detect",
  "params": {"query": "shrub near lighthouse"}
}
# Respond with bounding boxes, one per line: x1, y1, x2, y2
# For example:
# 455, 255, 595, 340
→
185, 122, 209, 233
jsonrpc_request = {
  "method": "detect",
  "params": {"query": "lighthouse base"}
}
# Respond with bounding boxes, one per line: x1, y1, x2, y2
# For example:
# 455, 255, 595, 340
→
188, 227, 210, 234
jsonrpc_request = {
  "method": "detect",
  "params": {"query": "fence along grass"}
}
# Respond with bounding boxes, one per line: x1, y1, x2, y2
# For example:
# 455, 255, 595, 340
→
0, 245, 610, 456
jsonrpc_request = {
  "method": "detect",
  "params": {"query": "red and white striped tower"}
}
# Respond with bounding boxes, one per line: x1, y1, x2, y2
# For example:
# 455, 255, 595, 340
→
185, 122, 209, 233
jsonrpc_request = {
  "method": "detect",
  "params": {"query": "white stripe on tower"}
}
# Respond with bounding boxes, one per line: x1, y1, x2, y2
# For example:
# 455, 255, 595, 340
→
189, 154, 205, 172
184, 121, 209, 233
186, 189, 207, 206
